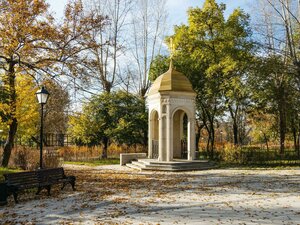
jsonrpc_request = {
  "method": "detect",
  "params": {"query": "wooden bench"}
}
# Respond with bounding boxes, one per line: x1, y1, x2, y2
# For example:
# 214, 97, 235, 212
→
36, 168, 76, 195
4, 167, 75, 203
4, 171, 43, 203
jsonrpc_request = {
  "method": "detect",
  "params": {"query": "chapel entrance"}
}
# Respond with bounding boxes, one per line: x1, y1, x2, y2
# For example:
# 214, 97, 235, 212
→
173, 110, 188, 159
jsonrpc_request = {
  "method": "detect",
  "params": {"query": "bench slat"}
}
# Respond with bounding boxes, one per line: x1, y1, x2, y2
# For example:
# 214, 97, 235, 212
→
5, 172, 39, 187
4, 167, 75, 203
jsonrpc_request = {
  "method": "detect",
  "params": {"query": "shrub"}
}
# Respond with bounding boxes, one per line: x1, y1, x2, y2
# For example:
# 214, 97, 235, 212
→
219, 145, 248, 164
58, 146, 102, 161
43, 147, 63, 168
58, 143, 147, 161
0, 146, 62, 170
217, 144, 300, 165
10, 146, 40, 170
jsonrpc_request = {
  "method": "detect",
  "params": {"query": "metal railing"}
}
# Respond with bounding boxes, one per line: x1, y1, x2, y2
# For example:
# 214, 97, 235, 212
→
181, 139, 187, 159
152, 140, 159, 159
13, 133, 73, 147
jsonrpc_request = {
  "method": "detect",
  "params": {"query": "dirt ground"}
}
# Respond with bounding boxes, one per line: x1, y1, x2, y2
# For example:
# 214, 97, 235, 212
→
1, 164, 300, 224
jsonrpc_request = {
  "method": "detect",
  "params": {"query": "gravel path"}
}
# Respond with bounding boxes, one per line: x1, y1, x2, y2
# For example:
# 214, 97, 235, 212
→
1, 165, 300, 224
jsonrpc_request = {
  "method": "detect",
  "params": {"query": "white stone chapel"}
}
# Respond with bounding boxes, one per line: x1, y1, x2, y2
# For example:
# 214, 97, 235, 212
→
146, 61, 197, 162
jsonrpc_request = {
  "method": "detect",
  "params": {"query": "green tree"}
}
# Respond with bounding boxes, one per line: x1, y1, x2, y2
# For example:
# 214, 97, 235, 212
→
151, 0, 253, 158
68, 91, 147, 158
251, 0, 300, 154
249, 56, 296, 154
149, 55, 170, 82
221, 9, 254, 145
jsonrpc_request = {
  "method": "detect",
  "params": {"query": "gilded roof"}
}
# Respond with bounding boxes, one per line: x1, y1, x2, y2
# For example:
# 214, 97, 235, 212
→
147, 62, 195, 96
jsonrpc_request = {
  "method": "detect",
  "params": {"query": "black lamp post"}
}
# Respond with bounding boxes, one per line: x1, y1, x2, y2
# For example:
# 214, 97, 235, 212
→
36, 86, 50, 169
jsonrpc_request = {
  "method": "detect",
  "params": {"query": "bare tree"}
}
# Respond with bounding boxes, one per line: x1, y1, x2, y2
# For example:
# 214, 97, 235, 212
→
128, 0, 168, 97
84, 0, 133, 94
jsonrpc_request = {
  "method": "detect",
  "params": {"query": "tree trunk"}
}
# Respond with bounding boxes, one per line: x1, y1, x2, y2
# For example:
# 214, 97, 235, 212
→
195, 132, 200, 152
233, 121, 238, 146
101, 136, 109, 159
263, 133, 269, 151
2, 118, 17, 167
292, 122, 297, 152
206, 133, 210, 157
195, 122, 203, 152
209, 126, 215, 159
228, 104, 239, 146
205, 126, 214, 159
298, 130, 300, 159
278, 92, 286, 155
293, 119, 300, 158
1, 62, 17, 167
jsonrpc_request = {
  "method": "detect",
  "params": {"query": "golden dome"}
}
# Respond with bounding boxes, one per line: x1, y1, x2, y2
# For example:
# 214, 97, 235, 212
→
147, 62, 195, 96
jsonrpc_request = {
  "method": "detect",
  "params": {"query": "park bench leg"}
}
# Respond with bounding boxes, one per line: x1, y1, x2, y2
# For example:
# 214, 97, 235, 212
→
70, 177, 76, 191
61, 182, 66, 190
36, 187, 42, 195
12, 192, 18, 204
71, 181, 76, 191
46, 185, 51, 196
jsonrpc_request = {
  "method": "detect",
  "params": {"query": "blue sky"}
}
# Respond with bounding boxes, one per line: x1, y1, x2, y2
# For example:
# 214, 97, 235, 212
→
166, 0, 250, 26
47, 0, 251, 32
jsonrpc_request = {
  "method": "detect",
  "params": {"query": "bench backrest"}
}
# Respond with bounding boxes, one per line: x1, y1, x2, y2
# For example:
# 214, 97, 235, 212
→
4, 171, 39, 186
37, 167, 65, 183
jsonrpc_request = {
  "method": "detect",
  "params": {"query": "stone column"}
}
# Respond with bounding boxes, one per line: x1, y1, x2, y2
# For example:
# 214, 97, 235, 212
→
158, 115, 163, 161
148, 112, 152, 159
187, 117, 196, 161
166, 104, 173, 161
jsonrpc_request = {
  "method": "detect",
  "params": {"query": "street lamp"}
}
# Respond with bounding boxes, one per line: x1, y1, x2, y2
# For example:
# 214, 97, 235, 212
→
36, 86, 50, 169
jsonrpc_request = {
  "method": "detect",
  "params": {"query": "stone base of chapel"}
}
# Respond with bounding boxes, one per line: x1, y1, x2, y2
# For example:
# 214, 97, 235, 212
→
126, 158, 215, 171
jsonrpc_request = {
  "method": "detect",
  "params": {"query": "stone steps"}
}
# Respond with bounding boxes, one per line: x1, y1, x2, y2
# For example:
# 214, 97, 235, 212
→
126, 159, 215, 171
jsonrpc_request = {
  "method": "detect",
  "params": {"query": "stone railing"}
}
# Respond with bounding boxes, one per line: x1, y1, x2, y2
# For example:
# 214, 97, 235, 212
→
120, 153, 147, 166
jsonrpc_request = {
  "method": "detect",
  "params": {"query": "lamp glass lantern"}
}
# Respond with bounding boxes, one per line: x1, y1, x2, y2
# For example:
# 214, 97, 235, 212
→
36, 86, 50, 104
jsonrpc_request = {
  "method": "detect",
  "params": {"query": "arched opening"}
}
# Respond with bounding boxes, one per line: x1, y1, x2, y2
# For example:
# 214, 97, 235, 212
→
173, 109, 188, 159
150, 110, 159, 158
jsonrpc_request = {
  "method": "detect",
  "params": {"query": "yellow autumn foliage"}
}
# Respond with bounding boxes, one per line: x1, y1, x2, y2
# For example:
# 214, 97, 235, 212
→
0, 74, 39, 140
16, 75, 39, 139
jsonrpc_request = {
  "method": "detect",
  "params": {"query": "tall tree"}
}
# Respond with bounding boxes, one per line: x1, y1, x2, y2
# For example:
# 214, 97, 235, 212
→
222, 9, 254, 145
83, 0, 132, 94
0, 0, 106, 166
167, 0, 253, 157
252, 0, 300, 154
128, 0, 167, 96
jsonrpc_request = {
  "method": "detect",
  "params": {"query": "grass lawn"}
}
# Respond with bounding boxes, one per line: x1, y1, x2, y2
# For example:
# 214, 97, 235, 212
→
64, 158, 120, 166
0, 167, 21, 182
